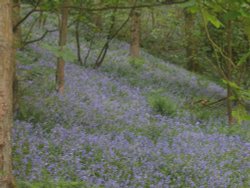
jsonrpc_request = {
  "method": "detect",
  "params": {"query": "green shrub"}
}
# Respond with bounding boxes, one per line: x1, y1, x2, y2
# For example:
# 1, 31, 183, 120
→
16, 100, 46, 123
190, 106, 212, 121
148, 94, 177, 116
216, 123, 250, 141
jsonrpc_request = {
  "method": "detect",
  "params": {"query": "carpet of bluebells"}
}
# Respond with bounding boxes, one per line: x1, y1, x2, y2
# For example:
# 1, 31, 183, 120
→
14, 17, 250, 187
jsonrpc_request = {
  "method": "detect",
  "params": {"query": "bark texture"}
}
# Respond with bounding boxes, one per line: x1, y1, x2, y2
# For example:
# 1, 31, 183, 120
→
130, 9, 141, 58
12, 0, 21, 113
13, 0, 21, 46
56, 0, 69, 94
75, 17, 83, 65
0, 0, 15, 187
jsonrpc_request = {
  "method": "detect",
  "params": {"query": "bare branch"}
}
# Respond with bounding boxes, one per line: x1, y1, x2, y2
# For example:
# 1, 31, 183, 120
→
23, 29, 58, 47
13, 0, 41, 32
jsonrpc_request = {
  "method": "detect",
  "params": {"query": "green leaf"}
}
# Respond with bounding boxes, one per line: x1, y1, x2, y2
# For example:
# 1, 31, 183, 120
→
224, 11, 241, 20
203, 10, 223, 28
222, 80, 241, 90
243, 19, 250, 40
237, 50, 250, 66
179, 0, 196, 9
188, 5, 199, 14
239, 89, 250, 100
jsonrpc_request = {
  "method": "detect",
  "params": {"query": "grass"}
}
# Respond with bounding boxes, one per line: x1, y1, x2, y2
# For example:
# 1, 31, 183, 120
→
148, 94, 177, 117
17, 181, 97, 188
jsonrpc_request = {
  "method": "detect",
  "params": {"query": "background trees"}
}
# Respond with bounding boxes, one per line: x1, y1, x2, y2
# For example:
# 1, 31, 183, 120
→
13, 0, 249, 123
130, 0, 141, 58
56, 0, 70, 94
0, 0, 249, 186
195, 0, 250, 124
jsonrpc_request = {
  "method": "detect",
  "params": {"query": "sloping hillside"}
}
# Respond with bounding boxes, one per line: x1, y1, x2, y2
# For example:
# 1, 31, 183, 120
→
14, 27, 250, 187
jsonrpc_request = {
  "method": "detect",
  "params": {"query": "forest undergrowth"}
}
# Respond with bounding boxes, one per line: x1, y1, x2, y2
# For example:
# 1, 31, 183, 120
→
14, 20, 250, 188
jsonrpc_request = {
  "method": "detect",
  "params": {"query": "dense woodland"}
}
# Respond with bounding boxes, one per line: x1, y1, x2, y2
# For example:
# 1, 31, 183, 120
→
0, 0, 250, 187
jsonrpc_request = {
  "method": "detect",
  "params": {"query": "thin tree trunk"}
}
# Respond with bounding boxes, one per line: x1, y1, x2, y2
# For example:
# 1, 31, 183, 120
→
94, 4, 133, 68
184, 8, 199, 72
0, 0, 15, 187
151, 8, 155, 28
56, 0, 69, 94
93, 0, 102, 30
84, 37, 94, 65
130, 9, 140, 58
93, 13, 102, 30
75, 17, 83, 65
226, 20, 233, 125
94, 6, 117, 68
12, 0, 21, 113
13, 0, 21, 46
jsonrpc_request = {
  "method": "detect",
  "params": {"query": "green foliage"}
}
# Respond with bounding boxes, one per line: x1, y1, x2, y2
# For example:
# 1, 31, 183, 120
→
215, 123, 250, 142
17, 100, 46, 123
38, 0, 64, 11
222, 80, 250, 124
42, 43, 76, 62
190, 105, 222, 122
129, 57, 145, 69
150, 28, 164, 40
17, 181, 91, 188
148, 91, 177, 117
13, 2, 250, 187
232, 105, 250, 124
203, 10, 223, 28
190, 107, 211, 121
114, 64, 137, 78
17, 63, 56, 123
128, 124, 166, 144
183, 95, 225, 122
16, 52, 38, 65
149, 96, 176, 116
17, 71, 47, 122
237, 50, 250, 66
141, 125, 163, 144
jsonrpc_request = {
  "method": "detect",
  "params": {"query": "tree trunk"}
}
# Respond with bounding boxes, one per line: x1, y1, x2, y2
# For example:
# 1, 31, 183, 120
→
13, 0, 21, 46
93, 0, 102, 30
130, 9, 141, 58
184, 8, 199, 72
226, 20, 233, 125
0, 0, 15, 187
151, 8, 155, 28
75, 17, 83, 65
12, 0, 22, 113
56, 0, 69, 94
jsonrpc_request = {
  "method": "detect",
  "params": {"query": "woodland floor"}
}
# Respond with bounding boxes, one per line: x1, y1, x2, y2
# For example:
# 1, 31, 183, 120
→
14, 15, 250, 188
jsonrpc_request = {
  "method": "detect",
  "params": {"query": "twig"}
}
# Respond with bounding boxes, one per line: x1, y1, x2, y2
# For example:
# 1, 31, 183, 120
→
23, 28, 58, 47
197, 0, 236, 70
13, 0, 41, 32
84, 36, 94, 65
94, 0, 138, 68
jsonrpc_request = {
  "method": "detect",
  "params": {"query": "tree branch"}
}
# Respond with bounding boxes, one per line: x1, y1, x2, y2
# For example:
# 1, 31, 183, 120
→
23, 29, 58, 47
13, 0, 41, 32
34, 0, 189, 12
94, 0, 139, 68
